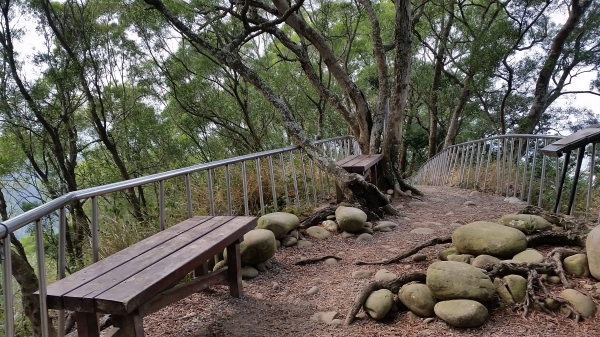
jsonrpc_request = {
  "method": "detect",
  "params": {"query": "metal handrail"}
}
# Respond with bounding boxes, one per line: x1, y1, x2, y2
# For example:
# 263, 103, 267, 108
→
411, 134, 600, 217
1, 135, 357, 337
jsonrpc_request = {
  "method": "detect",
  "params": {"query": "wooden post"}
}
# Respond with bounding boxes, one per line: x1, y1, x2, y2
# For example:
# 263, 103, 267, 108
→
194, 261, 210, 278
112, 314, 145, 337
75, 312, 100, 337
226, 238, 243, 298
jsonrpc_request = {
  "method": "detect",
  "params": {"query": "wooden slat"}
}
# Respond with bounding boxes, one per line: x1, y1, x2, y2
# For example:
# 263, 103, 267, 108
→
61, 216, 234, 312
139, 267, 228, 317
94, 217, 257, 314
335, 155, 359, 166
353, 154, 383, 171
339, 156, 365, 170
46, 216, 214, 310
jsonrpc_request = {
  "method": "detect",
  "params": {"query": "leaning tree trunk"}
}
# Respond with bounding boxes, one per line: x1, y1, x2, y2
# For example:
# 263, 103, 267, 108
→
443, 74, 472, 149
517, 0, 592, 134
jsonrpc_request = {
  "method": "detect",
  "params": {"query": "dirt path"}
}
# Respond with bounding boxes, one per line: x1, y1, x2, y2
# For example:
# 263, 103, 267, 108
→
143, 186, 600, 337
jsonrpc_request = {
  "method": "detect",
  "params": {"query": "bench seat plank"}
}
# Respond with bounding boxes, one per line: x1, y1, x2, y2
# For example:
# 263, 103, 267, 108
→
46, 216, 214, 310
354, 154, 383, 171
59, 216, 234, 312
335, 155, 359, 166
93, 216, 255, 314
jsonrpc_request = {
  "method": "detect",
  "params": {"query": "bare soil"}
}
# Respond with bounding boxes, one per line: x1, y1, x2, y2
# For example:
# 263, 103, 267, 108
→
143, 186, 600, 337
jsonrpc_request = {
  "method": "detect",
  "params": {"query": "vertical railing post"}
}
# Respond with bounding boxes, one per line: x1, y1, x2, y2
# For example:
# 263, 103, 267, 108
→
3, 235, 15, 337
92, 196, 99, 263
268, 155, 277, 212
226, 165, 233, 215
242, 161, 250, 216
58, 207, 67, 337
586, 143, 596, 217
159, 180, 165, 230
207, 169, 215, 216
185, 173, 193, 218
527, 139, 538, 204
280, 153, 289, 207
256, 159, 265, 215
290, 151, 300, 209
35, 219, 50, 337
539, 139, 549, 207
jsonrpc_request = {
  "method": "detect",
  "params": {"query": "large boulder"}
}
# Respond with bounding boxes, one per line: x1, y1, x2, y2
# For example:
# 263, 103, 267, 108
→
398, 284, 437, 317
256, 212, 299, 239
452, 221, 527, 258
426, 261, 495, 302
560, 289, 597, 318
563, 254, 590, 277
364, 289, 394, 320
224, 229, 276, 266
587, 226, 600, 280
512, 249, 544, 263
434, 300, 489, 328
335, 206, 367, 233
497, 214, 551, 233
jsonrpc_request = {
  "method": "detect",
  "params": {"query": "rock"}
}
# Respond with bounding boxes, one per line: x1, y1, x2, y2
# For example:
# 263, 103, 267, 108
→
242, 266, 259, 279
469, 191, 480, 197
378, 227, 393, 232
256, 212, 300, 239
289, 229, 303, 240
324, 258, 339, 266
213, 260, 226, 271
452, 221, 527, 258
374, 221, 399, 232
497, 214, 551, 233
471, 255, 502, 268
398, 283, 437, 317
512, 249, 544, 263
584, 284, 593, 290
375, 269, 397, 282
411, 228, 435, 235
504, 275, 527, 303
296, 240, 313, 249
412, 254, 427, 263
426, 261, 495, 302
439, 247, 459, 261
272, 282, 280, 290
335, 206, 367, 233
341, 231, 356, 238
352, 269, 373, 279
387, 189, 394, 195
276, 240, 281, 249
544, 298, 560, 309
563, 254, 591, 277
307, 286, 319, 295
331, 319, 342, 326
493, 278, 515, 305
224, 229, 276, 266
409, 201, 430, 208
406, 311, 420, 322
254, 293, 264, 300
424, 317, 435, 324
504, 197, 528, 206
310, 311, 338, 324
263, 259, 272, 269
434, 300, 488, 328
255, 262, 267, 272
364, 222, 373, 229
356, 233, 373, 242
306, 226, 331, 240
281, 235, 298, 247
322, 220, 339, 232
463, 201, 477, 206
358, 227, 374, 235
364, 289, 394, 320
447, 254, 474, 264
560, 289, 597, 318
547, 276, 561, 284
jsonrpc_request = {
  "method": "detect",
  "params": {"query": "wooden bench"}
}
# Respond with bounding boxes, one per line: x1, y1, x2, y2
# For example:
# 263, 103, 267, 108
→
335, 154, 383, 202
41, 216, 256, 337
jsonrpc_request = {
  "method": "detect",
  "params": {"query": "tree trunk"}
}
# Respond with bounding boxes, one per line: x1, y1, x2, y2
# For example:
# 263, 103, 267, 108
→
427, 0, 454, 158
399, 115, 412, 175
517, 0, 592, 133
443, 74, 472, 149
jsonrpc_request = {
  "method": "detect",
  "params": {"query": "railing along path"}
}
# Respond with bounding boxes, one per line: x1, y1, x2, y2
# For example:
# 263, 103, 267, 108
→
0, 136, 359, 337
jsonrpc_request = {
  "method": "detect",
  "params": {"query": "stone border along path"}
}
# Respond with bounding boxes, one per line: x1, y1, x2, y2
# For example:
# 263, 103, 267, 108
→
141, 185, 600, 337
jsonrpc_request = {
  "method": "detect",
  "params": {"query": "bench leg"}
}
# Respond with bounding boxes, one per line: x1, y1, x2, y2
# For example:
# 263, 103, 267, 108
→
194, 261, 210, 278
226, 239, 243, 298
76, 312, 100, 337
112, 314, 145, 337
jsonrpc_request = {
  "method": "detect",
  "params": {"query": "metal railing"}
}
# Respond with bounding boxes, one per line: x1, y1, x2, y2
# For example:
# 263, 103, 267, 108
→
411, 134, 600, 217
0, 135, 359, 337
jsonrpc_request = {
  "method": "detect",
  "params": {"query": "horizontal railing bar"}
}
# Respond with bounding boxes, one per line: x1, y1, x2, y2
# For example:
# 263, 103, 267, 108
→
0, 135, 353, 238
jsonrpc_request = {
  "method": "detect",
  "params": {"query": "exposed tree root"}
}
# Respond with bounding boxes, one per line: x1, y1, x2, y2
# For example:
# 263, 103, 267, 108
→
295, 255, 342, 265
299, 206, 336, 229
345, 273, 426, 325
519, 205, 592, 232
546, 248, 581, 288
354, 236, 452, 265
527, 231, 586, 247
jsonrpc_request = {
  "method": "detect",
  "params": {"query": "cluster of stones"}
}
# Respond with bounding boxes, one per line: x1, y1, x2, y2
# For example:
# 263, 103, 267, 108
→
212, 207, 401, 279
361, 213, 598, 328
